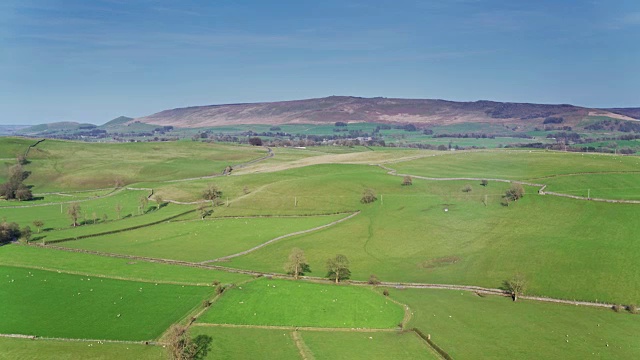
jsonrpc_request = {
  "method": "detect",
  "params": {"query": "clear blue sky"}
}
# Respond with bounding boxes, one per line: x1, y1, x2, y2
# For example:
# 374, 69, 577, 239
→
1, 0, 639, 125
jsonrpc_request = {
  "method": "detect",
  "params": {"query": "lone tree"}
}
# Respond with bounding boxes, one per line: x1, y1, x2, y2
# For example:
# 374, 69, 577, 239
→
503, 274, 527, 301
326, 254, 351, 284
20, 226, 32, 242
67, 203, 81, 227
361, 189, 377, 204
503, 183, 525, 205
462, 184, 472, 193
32, 220, 44, 233
154, 195, 164, 209
0, 164, 33, 201
480, 179, 488, 187
139, 196, 149, 214
284, 248, 311, 279
402, 176, 413, 186
115, 203, 123, 219
166, 324, 197, 360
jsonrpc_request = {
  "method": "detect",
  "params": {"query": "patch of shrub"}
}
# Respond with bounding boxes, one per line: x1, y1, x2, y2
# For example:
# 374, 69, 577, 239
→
368, 274, 381, 285
627, 304, 638, 314
361, 189, 377, 204
383, 289, 390, 296
612, 304, 623, 313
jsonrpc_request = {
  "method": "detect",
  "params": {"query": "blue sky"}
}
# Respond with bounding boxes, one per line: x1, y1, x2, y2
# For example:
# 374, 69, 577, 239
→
1, 0, 639, 125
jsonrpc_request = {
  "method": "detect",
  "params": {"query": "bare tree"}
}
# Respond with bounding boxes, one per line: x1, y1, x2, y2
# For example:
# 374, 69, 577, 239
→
139, 196, 149, 214
32, 220, 44, 233
503, 274, 527, 301
462, 184, 472, 193
202, 184, 222, 206
285, 248, 310, 279
115, 203, 122, 219
154, 195, 164, 210
67, 203, 81, 227
326, 254, 351, 284
166, 324, 196, 360
505, 183, 525, 202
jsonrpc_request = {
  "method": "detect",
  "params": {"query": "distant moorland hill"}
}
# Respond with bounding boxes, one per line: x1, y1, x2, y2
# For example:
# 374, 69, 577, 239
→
132, 96, 640, 128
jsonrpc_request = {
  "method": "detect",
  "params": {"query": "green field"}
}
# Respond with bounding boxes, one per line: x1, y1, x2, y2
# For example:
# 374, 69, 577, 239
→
543, 173, 640, 199
392, 150, 640, 180
189, 327, 300, 360
223, 167, 640, 304
0, 188, 154, 229
0, 245, 250, 286
37, 203, 192, 243
198, 278, 404, 328
60, 214, 349, 262
2, 139, 267, 191
3, 136, 640, 359
0, 266, 213, 340
391, 288, 640, 360
0, 337, 164, 360
300, 331, 439, 360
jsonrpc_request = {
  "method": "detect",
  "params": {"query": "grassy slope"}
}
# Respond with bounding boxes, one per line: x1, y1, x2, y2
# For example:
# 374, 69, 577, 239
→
5, 139, 267, 191
0, 266, 213, 340
61, 214, 348, 262
222, 164, 640, 304
391, 288, 640, 360
198, 278, 404, 328
0, 338, 164, 360
37, 203, 191, 242
0, 245, 250, 285
392, 150, 640, 180
300, 331, 439, 360
0, 188, 154, 229
543, 173, 640, 199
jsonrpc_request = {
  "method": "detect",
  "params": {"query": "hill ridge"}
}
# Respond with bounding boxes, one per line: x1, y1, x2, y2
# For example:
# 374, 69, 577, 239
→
133, 96, 638, 128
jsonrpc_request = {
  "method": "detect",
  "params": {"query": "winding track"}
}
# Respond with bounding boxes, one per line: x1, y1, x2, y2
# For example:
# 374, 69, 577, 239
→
200, 211, 360, 263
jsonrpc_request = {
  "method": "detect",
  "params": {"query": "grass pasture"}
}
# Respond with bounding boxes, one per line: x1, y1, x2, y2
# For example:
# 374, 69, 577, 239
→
9, 139, 267, 191
0, 245, 250, 285
37, 202, 192, 243
392, 150, 640, 180
0, 266, 213, 340
0, 188, 153, 229
226, 175, 640, 304
543, 173, 640, 200
391, 288, 640, 360
189, 326, 300, 360
0, 337, 164, 360
4, 136, 640, 359
300, 331, 439, 360
60, 214, 350, 262
198, 278, 404, 328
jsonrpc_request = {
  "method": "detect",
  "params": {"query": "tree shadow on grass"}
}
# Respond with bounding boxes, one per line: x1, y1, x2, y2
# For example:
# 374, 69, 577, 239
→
192, 335, 213, 360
